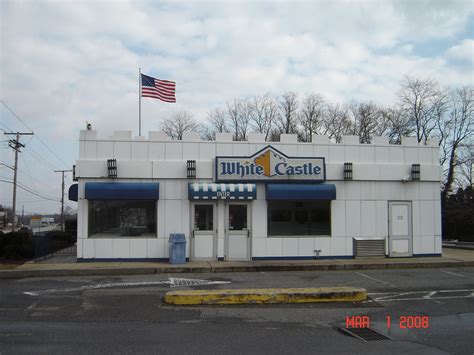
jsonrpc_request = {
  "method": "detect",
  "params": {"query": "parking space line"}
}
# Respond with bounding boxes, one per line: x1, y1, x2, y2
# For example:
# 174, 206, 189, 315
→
367, 289, 474, 302
355, 272, 396, 288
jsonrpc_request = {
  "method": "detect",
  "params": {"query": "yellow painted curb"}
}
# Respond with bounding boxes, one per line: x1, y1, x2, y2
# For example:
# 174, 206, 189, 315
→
164, 287, 367, 305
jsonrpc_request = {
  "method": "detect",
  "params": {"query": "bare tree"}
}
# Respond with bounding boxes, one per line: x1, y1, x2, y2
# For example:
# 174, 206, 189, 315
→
441, 86, 474, 202
227, 98, 251, 141
201, 108, 229, 140
322, 103, 351, 143
160, 111, 199, 140
380, 107, 414, 144
347, 101, 384, 143
276, 91, 299, 135
398, 76, 448, 144
298, 93, 325, 142
249, 94, 278, 140
455, 146, 473, 188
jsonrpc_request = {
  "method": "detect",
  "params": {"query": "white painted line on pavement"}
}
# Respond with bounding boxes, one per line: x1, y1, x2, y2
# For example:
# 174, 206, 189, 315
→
355, 272, 396, 288
423, 291, 436, 299
367, 289, 474, 302
24, 278, 231, 296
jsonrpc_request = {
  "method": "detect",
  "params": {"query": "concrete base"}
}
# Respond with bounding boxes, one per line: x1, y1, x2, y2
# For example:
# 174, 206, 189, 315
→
164, 287, 367, 305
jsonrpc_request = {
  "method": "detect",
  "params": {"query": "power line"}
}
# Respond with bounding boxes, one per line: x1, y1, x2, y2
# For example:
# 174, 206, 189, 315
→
0, 178, 60, 202
20, 153, 62, 187
0, 99, 70, 168
0, 121, 13, 132
23, 145, 59, 170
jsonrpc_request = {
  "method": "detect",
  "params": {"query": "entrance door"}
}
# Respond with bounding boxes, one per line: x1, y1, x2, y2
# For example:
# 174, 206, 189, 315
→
191, 203, 216, 260
225, 203, 251, 260
388, 201, 413, 257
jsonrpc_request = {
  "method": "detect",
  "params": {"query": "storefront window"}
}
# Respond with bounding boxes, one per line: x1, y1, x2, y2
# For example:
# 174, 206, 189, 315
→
194, 204, 213, 231
268, 200, 331, 236
88, 200, 157, 237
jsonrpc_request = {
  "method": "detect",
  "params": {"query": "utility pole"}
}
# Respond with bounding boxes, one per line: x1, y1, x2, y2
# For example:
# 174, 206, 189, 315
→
4, 132, 34, 232
54, 169, 72, 232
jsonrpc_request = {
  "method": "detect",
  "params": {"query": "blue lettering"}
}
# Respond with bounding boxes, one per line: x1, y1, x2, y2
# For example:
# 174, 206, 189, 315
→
313, 165, 321, 175
275, 163, 287, 175
256, 165, 264, 175
221, 162, 234, 175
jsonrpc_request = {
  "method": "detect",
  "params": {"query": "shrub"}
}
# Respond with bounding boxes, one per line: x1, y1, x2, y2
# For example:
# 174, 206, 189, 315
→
0, 231, 34, 259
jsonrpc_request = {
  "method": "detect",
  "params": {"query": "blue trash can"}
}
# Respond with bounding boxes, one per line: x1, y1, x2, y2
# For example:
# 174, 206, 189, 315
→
169, 233, 186, 264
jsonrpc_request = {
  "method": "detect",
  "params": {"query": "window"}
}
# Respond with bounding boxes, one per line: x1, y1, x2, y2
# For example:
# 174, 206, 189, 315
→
267, 200, 331, 236
229, 205, 247, 230
194, 204, 213, 231
89, 200, 156, 237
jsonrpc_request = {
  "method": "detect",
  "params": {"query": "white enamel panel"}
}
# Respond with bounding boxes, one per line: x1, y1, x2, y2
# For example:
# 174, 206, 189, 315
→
266, 238, 282, 256
131, 142, 148, 160
96, 141, 114, 159
345, 201, 361, 237
84, 141, 97, 159
331, 200, 345, 237
165, 143, 183, 160
113, 239, 130, 258
298, 238, 314, 256
361, 201, 376, 237
282, 238, 298, 256
95, 239, 113, 258
114, 141, 131, 159
130, 239, 147, 258
359, 146, 375, 163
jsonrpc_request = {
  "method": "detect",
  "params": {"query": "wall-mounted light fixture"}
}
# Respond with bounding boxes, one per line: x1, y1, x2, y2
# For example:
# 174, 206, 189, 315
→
344, 162, 353, 180
411, 164, 420, 181
187, 160, 196, 179
73, 165, 78, 181
107, 159, 117, 178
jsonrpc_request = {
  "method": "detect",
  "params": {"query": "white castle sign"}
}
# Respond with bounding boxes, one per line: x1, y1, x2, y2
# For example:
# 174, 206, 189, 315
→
215, 146, 325, 182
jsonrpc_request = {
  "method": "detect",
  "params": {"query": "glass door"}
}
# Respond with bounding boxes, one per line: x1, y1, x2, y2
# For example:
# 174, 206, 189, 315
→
225, 203, 250, 260
191, 203, 216, 260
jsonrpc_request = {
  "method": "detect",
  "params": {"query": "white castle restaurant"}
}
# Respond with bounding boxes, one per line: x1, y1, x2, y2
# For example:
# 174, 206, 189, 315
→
69, 130, 442, 261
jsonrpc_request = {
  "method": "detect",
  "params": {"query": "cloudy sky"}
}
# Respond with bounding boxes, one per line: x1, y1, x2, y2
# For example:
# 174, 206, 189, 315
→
0, 0, 473, 215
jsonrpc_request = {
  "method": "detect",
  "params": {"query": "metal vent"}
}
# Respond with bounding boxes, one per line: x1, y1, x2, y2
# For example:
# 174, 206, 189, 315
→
107, 159, 117, 178
339, 326, 390, 342
353, 238, 385, 257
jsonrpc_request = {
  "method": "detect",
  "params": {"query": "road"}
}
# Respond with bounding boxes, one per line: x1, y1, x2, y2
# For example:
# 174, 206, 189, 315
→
1, 267, 473, 354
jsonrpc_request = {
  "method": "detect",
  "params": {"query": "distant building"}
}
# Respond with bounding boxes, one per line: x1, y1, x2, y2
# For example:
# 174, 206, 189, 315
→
0, 210, 6, 229
70, 130, 442, 261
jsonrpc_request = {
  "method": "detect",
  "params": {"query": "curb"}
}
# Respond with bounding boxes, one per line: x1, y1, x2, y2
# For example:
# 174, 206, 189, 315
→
164, 287, 368, 305
443, 244, 474, 251
1, 260, 473, 279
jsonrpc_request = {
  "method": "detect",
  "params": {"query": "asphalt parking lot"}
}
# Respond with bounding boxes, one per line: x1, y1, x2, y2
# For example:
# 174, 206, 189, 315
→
1, 267, 473, 354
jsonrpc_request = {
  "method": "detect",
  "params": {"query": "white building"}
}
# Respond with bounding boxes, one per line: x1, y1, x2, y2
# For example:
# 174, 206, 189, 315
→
70, 130, 442, 261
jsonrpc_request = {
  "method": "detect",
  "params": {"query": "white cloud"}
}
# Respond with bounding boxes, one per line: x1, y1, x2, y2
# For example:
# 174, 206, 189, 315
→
444, 39, 474, 62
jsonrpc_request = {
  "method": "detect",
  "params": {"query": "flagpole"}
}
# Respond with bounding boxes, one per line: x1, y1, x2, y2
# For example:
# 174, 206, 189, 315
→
138, 67, 142, 136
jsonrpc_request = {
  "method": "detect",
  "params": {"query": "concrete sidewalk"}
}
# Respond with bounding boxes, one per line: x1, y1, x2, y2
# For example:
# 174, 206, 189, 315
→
1, 247, 473, 279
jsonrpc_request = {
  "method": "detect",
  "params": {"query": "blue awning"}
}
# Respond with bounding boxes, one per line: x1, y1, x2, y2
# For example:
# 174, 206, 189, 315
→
189, 183, 256, 200
266, 183, 336, 200
68, 184, 78, 202
85, 182, 159, 200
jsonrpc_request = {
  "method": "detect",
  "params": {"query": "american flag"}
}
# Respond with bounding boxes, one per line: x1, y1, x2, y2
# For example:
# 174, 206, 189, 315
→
141, 73, 176, 103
